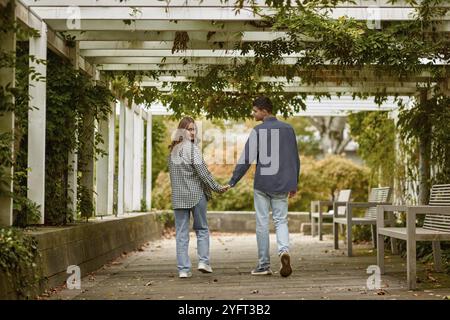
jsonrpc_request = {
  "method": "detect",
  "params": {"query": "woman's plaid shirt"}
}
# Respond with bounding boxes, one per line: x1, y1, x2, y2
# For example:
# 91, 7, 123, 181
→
168, 141, 222, 209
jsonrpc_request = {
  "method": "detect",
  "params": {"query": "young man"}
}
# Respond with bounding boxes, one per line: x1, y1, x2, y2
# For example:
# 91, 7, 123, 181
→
227, 96, 300, 277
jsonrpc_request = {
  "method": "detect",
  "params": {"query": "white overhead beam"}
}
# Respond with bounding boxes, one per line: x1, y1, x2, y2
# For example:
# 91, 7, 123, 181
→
140, 82, 417, 94
22, 0, 449, 8
23, 0, 267, 6
140, 75, 421, 85
81, 49, 305, 58
45, 20, 263, 32
32, 7, 271, 20
64, 30, 289, 42
15, 0, 97, 76
92, 57, 280, 65
31, 6, 449, 22
144, 94, 408, 116
80, 41, 241, 50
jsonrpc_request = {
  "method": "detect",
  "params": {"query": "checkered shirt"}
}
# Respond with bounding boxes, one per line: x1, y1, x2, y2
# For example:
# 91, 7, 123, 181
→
168, 141, 222, 209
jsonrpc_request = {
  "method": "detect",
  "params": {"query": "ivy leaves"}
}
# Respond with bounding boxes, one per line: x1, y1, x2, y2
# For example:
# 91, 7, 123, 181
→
0, 227, 41, 299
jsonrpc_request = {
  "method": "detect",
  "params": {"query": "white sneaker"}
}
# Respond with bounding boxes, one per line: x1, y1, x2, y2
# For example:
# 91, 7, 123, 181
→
179, 271, 192, 278
198, 263, 213, 273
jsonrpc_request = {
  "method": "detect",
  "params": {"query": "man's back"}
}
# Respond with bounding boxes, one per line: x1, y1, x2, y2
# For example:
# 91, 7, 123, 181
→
229, 117, 300, 193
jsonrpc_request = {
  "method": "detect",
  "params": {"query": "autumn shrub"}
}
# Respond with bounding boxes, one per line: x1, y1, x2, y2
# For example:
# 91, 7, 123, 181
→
153, 155, 371, 213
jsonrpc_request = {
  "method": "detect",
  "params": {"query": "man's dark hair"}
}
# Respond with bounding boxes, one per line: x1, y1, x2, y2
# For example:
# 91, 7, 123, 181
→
253, 96, 273, 114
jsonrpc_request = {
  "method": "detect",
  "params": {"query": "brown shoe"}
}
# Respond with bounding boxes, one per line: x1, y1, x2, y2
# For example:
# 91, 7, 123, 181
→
279, 252, 292, 277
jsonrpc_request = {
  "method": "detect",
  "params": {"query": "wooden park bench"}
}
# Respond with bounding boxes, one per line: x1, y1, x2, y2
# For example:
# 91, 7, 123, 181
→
311, 189, 351, 241
377, 184, 450, 290
333, 187, 393, 257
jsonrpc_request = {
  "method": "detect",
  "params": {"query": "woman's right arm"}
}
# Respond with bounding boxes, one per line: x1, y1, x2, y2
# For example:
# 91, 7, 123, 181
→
190, 144, 224, 193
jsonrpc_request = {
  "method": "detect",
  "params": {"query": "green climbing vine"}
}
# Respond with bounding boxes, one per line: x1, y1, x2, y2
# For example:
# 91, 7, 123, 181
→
0, 227, 42, 299
45, 50, 114, 225
1, 0, 44, 227
348, 111, 396, 188
0, 228, 42, 299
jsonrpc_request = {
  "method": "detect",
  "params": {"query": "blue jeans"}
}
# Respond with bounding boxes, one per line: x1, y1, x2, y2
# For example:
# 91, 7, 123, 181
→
174, 193, 210, 273
254, 188, 290, 270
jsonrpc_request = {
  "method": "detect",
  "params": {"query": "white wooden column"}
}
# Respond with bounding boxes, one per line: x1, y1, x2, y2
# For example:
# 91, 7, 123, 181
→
117, 99, 126, 216
68, 42, 80, 218
95, 102, 115, 216
0, 4, 15, 227
132, 106, 142, 211
145, 111, 152, 211
27, 21, 47, 225
123, 102, 134, 212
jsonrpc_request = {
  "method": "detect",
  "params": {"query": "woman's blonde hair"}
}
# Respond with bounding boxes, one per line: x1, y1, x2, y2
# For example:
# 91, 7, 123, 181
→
168, 116, 198, 151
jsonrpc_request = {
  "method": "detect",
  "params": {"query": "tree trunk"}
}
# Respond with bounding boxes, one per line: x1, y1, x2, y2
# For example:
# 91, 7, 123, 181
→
308, 116, 351, 156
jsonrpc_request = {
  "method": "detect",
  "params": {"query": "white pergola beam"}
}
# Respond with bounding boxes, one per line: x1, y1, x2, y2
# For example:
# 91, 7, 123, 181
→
31, 5, 445, 21
81, 49, 305, 58
141, 75, 422, 85
22, 0, 447, 7
80, 41, 242, 50
16, 0, 96, 75
142, 84, 417, 94
145, 95, 408, 115
45, 20, 263, 32
32, 7, 270, 21
92, 57, 273, 65
27, 21, 47, 225
63, 30, 289, 42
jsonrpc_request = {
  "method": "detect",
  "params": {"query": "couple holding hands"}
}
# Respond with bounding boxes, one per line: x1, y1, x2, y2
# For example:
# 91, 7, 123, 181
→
168, 96, 300, 279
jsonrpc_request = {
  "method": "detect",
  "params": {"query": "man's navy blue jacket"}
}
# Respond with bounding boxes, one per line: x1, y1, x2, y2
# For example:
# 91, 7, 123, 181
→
229, 116, 300, 193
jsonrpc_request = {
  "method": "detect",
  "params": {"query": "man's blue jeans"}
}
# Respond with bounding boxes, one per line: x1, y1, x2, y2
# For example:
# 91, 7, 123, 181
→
254, 188, 290, 270
174, 193, 210, 273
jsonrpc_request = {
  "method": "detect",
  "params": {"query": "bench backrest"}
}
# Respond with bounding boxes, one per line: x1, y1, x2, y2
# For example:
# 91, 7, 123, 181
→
337, 189, 352, 215
423, 184, 450, 232
365, 187, 392, 219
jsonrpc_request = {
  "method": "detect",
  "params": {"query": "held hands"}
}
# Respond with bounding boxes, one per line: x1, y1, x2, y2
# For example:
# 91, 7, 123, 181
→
219, 184, 231, 193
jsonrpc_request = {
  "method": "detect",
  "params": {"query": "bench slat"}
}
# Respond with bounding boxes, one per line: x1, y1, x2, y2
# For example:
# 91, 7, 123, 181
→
423, 184, 450, 232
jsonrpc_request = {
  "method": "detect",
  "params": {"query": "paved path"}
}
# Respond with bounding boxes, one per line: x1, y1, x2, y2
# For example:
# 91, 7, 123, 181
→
46, 233, 450, 300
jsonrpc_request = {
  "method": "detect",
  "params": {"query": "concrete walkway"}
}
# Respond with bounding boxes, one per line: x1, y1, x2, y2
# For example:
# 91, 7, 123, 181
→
46, 233, 450, 300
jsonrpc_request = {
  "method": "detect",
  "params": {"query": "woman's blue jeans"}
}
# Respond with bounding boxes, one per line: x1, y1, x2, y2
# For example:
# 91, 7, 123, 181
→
174, 193, 210, 273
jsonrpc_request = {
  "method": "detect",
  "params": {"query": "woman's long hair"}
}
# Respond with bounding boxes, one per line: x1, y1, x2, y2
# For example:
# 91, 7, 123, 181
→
168, 116, 198, 152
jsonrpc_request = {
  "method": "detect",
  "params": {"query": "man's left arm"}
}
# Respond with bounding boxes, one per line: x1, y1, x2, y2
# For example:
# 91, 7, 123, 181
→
290, 127, 300, 198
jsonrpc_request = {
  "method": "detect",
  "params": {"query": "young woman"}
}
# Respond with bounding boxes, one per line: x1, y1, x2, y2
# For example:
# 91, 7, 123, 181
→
168, 117, 229, 278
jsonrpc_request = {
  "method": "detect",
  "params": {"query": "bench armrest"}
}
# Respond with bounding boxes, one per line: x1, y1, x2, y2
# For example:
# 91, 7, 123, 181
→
347, 202, 392, 208
377, 205, 450, 232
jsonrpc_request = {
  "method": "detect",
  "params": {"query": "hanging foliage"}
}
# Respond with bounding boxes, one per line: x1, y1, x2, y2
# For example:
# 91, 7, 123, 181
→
45, 51, 114, 225
348, 111, 396, 187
